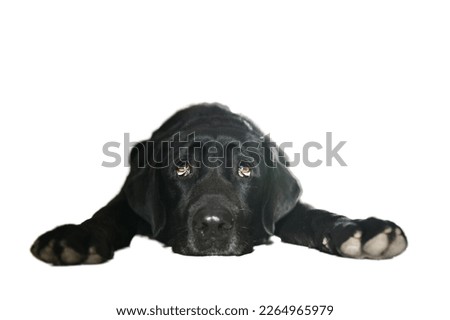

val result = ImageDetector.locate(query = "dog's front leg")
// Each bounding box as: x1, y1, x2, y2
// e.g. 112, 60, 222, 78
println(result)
274, 202, 407, 259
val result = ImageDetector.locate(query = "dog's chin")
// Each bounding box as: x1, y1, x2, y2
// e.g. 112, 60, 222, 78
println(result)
171, 238, 253, 256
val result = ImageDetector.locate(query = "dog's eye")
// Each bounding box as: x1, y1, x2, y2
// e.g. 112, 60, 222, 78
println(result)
176, 163, 191, 177
238, 165, 251, 178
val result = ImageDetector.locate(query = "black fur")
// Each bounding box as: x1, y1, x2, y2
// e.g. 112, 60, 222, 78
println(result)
31, 103, 407, 265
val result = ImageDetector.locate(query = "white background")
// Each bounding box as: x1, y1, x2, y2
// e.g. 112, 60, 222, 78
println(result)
1, 1, 449, 319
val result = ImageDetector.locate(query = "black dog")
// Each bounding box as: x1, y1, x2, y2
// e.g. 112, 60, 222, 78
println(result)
31, 103, 407, 265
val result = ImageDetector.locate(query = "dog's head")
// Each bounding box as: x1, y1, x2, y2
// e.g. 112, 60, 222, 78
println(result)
124, 104, 300, 255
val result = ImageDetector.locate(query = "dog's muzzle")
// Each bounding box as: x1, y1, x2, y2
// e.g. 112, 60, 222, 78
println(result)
189, 204, 237, 254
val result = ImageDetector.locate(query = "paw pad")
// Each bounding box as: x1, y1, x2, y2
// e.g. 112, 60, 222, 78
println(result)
31, 225, 111, 265
340, 231, 363, 258
339, 225, 407, 259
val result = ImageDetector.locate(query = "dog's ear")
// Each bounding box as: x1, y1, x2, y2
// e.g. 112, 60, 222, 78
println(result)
123, 140, 166, 237
262, 141, 301, 235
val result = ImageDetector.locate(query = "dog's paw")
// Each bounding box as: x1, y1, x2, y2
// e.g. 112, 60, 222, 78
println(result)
327, 217, 407, 259
30, 224, 113, 265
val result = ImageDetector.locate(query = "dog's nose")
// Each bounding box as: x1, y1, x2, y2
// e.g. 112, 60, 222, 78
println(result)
193, 210, 234, 237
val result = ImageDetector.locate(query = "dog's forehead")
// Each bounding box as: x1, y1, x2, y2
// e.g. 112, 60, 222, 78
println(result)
169, 126, 261, 146
165, 128, 264, 161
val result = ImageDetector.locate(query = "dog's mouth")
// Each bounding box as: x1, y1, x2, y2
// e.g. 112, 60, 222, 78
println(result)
184, 239, 253, 256
189, 235, 237, 255
170, 226, 253, 256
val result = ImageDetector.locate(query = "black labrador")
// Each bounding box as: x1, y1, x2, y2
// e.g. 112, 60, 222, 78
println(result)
31, 103, 407, 265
